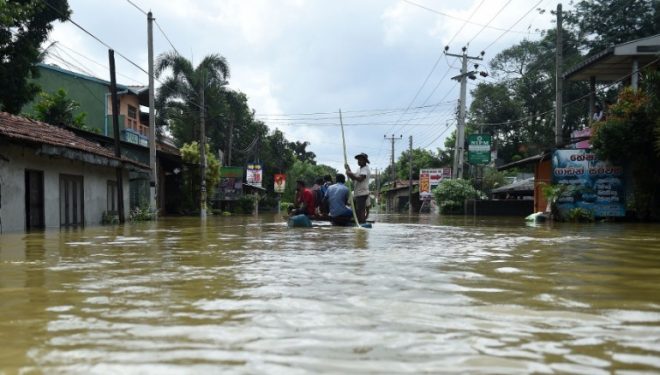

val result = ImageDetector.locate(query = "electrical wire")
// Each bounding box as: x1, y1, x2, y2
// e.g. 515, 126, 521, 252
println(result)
402, 0, 542, 35
467, 0, 513, 46
481, 0, 544, 52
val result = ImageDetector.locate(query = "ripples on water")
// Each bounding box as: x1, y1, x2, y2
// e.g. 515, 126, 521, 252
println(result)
1, 214, 659, 374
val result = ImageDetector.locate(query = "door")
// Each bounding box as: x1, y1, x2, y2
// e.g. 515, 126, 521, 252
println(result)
25, 170, 45, 230
60, 174, 84, 227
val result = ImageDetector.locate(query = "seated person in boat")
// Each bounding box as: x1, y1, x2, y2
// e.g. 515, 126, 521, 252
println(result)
323, 173, 353, 224
290, 180, 316, 217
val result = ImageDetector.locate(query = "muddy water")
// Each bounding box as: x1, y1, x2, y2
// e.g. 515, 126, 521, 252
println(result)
1, 214, 659, 374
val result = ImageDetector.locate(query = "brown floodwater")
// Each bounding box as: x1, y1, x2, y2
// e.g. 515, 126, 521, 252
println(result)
1, 213, 659, 374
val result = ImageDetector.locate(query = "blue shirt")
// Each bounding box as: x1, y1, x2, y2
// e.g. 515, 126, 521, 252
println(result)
325, 182, 352, 217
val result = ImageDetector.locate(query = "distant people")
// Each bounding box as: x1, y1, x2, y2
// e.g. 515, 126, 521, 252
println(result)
320, 175, 333, 216
311, 177, 324, 215
345, 152, 371, 223
291, 180, 316, 217
323, 173, 353, 224
593, 103, 604, 122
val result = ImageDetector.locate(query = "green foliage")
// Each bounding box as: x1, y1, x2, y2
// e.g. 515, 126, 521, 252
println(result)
481, 168, 510, 194
279, 201, 293, 212
592, 72, 660, 220
235, 195, 255, 214
565, 207, 595, 223
0, 0, 70, 113
281, 160, 337, 202
33, 88, 88, 128
128, 206, 154, 222
432, 179, 483, 214
563, 0, 658, 55
180, 141, 221, 210
101, 211, 119, 225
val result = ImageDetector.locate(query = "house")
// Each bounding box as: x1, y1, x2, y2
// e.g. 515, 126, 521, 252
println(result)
0, 112, 149, 232
380, 180, 420, 212
23, 63, 184, 213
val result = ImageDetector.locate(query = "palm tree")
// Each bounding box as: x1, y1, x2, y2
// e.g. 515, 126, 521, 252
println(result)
155, 51, 230, 217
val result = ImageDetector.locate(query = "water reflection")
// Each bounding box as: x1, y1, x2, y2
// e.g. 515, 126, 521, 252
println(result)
0, 214, 659, 373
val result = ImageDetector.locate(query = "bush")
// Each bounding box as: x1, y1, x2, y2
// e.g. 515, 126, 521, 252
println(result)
432, 179, 483, 214
234, 196, 255, 214
565, 207, 595, 223
129, 206, 154, 222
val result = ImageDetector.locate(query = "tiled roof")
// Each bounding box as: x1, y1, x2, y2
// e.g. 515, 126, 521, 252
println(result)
0, 112, 148, 170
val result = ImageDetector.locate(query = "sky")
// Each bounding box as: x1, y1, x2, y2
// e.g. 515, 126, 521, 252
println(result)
43, 0, 561, 174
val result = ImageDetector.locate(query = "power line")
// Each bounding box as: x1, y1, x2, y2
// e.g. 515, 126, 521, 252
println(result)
481, 0, 544, 52
402, 0, 542, 35
447, 0, 486, 46
467, 0, 513, 45
125, 0, 147, 15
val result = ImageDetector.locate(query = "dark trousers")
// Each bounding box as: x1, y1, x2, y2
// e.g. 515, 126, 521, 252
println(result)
355, 195, 368, 223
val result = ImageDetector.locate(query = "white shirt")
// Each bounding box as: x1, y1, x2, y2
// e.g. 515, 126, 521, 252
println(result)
353, 165, 370, 197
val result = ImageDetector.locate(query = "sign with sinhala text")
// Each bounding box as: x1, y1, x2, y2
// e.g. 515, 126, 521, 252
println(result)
218, 166, 243, 201
468, 134, 491, 165
419, 168, 452, 187
246, 163, 263, 188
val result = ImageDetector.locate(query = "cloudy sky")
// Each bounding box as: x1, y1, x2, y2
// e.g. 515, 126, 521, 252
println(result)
44, 0, 559, 173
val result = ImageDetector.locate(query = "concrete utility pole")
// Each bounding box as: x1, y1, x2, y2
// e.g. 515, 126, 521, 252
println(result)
408, 135, 413, 215
199, 77, 207, 219
384, 134, 402, 188
147, 11, 157, 215
555, 3, 564, 147
445, 46, 484, 179
108, 50, 125, 224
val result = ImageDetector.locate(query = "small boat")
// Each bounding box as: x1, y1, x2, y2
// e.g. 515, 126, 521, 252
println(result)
287, 214, 373, 228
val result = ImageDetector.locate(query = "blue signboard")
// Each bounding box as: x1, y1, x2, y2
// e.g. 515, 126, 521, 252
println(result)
552, 149, 625, 217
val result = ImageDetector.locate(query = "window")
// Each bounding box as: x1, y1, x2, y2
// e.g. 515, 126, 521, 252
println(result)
127, 105, 137, 119
60, 174, 84, 227
107, 180, 117, 213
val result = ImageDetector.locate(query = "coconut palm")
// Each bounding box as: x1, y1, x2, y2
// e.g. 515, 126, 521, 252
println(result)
155, 51, 230, 217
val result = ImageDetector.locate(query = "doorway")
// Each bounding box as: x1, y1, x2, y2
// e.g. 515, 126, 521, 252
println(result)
60, 174, 84, 227
25, 170, 45, 230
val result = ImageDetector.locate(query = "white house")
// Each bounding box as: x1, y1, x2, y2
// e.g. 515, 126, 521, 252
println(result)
0, 112, 148, 232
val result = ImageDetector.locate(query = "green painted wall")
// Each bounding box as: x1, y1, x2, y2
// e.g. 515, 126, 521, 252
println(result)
23, 66, 110, 135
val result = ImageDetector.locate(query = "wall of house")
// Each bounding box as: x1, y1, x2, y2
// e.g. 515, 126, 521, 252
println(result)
23, 66, 109, 133
0, 144, 130, 233
534, 159, 552, 213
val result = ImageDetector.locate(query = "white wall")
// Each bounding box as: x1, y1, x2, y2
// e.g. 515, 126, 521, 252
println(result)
0, 144, 129, 232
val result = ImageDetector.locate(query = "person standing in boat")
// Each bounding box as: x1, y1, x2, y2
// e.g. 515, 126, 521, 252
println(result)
323, 173, 353, 224
345, 152, 371, 223
291, 180, 316, 217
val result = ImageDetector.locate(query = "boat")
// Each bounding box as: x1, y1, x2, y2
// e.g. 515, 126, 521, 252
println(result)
287, 214, 373, 228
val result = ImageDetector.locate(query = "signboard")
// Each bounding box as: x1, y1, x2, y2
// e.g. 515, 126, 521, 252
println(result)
274, 173, 286, 193
420, 168, 452, 187
246, 163, 262, 188
468, 134, 491, 165
419, 172, 430, 200
218, 166, 243, 201
552, 149, 625, 217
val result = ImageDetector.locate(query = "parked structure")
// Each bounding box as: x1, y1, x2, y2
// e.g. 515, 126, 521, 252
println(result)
0, 112, 148, 232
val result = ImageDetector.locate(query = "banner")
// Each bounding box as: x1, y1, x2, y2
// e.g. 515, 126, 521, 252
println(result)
419, 172, 430, 200
218, 166, 243, 201
552, 149, 625, 217
420, 168, 452, 187
468, 134, 491, 165
274, 173, 286, 193
246, 163, 262, 188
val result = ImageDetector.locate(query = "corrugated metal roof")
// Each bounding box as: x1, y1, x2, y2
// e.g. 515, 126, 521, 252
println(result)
0, 112, 148, 170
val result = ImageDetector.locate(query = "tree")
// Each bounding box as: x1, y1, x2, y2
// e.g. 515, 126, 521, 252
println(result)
591, 71, 660, 220
432, 179, 483, 214
281, 160, 336, 202
32, 88, 86, 128
156, 51, 230, 215
563, 0, 658, 55
395, 148, 446, 180
289, 140, 317, 164
0, 0, 70, 113
179, 141, 221, 212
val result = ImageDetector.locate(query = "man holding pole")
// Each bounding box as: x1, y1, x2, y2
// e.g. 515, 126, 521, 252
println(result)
346, 152, 371, 223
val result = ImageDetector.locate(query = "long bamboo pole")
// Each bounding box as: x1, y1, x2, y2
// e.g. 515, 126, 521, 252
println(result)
339, 109, 361, 228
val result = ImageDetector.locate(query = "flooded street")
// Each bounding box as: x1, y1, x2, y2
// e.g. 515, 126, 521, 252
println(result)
1, 214, 660, 374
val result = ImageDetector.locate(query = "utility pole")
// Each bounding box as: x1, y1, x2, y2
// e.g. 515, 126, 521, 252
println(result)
199, 76, 207, 219
108, 50, 125, 224
408, 135, 413, 215
147, 11, 157, 216
445, 46, 485, 179
384, 134, 402, 188
555, 3, 564, 147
